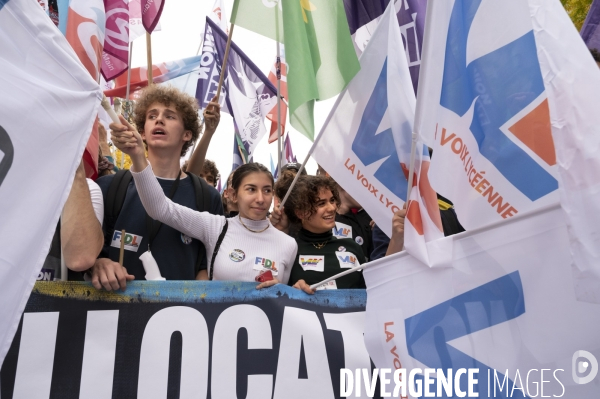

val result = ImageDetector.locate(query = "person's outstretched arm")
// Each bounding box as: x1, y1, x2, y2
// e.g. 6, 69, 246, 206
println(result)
110, 116, 223, 247
186, 97, 220, 176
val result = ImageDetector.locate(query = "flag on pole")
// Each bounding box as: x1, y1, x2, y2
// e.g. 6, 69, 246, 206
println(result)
0, 0, 101, 365
581, 0, 600, 52
231, 0, 360, 141
312, 2, 422, 240
283, 133, 297, 163
267, 46, 288, 144
270, 153, 277, 179
232, 121, 250, 171
415, 0, 600, 290
344, 0, 426, 92
230, 0, 283, 43
209, 0, 228, 32
129, 0, 161, 41
64, 0, 105, 180
363, 204, 600, 398
196, 18, 278, 157
282, 0, 360, 140
103, 55, 201, 99
101, 0, 129, 81
141, 0, 164, 33
415, 0, 562, 232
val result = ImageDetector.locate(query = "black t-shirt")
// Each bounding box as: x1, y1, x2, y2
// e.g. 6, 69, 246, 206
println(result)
96, 173, 223, 280
334, 209, 373, 261
288, 229, 366, 289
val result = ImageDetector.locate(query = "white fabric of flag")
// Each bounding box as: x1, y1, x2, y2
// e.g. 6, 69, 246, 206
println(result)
313, 3, 425, 239
0, 0, 101, 365
363, 204, 600, 398
415, 0, 600, 298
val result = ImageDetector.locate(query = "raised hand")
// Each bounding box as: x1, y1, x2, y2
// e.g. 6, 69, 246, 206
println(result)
110, 115, 144, 158
203, 96, 221, 134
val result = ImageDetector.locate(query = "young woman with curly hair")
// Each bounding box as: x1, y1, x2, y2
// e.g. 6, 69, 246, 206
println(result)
271, 174, 366, 294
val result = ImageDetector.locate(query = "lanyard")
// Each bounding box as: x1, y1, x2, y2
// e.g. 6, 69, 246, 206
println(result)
145, 172, 181, 251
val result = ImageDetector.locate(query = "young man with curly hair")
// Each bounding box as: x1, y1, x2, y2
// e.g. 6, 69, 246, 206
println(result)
91, 86, 223, 290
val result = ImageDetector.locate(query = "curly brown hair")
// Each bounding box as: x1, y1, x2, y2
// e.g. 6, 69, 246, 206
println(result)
133, 85, 201, 157
202, 159, 220, 187
276, 174, 340, 224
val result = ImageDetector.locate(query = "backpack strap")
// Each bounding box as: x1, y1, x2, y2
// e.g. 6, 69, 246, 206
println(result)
189, 172, 212, 212
209, 220, 228, 281
103, 170, 133, 248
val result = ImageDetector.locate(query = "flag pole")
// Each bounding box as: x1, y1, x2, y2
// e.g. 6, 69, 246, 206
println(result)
146, 32, 153, 85
278, 88, 347, 209
276, 44, 283, 175
215, 23, 235, 102
125, 42, 133, 100
405, 132, 418, 207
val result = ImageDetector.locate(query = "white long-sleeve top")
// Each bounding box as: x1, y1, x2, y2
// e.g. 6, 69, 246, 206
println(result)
131, 164, 297, 283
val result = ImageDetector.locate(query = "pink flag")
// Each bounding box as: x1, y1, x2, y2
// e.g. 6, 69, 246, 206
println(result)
142, 0, 165, 33
267, 51, 288, 144
101, 0, 129, 81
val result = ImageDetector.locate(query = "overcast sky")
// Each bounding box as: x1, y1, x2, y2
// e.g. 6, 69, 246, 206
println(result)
129, 0, 339, 181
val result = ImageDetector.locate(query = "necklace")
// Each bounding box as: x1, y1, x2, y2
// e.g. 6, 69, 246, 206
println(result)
239, 215, 270, 233
312, 240, 329, 249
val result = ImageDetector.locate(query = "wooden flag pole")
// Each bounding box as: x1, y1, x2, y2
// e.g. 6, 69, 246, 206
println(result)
146, 32, 153, 85
119, 229, 126, 266
215, 23, 235, 102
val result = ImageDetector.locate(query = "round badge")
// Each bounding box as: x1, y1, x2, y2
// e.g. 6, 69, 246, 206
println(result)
181, 233, 192, 245
229, 249, 246, 262
338, 246, 346, 252
355, 236, 364, 245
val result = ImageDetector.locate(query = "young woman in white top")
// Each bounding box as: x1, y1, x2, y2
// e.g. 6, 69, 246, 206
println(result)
111, 116, 297, 288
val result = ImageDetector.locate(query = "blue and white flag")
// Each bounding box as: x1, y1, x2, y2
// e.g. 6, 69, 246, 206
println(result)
196, 17, 278, 157
364, 204, 600, 398
312, 2, 432, 240
415, 0, 600, 283
0, 0, 101, 365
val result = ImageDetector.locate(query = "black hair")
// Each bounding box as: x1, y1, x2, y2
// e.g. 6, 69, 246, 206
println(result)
231, 163, 274, 192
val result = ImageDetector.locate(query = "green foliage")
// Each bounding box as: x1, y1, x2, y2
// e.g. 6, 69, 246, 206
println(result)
561, 0, 594, 30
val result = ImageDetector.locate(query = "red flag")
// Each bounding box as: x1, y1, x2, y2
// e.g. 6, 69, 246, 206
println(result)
142, 0, 165, 33
65, 0, 104, 179
267, 54, 288, 144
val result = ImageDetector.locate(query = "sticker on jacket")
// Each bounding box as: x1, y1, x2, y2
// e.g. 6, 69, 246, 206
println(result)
299, 255, 325, 272
336, 252, 360, 269
111, 230, 142, 252
332, 222, 352, 239
253, 257, 279, 275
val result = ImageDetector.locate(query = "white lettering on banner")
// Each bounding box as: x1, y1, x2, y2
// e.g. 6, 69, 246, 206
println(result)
13, 312, 60, 399
273, 307, 335, 399
137, 307, 209, 398
211, 305, 273, 399
104, 8, 129, 51
12, 306, 371, 397
79, 311, 119, 399
324, 312, 371, 399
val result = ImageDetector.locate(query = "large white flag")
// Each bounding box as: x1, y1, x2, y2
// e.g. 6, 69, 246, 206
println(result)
415, 0, 600, 295
0, 0, 101, 364
313, 2, 425, 239
364, 204, 600, 398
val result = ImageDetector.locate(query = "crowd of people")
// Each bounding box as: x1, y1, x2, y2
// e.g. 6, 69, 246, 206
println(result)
42, 85, 465, 293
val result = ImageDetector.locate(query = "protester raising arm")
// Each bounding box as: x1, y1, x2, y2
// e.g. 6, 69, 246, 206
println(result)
112, 117, 297, 287
185, 97, 220, 177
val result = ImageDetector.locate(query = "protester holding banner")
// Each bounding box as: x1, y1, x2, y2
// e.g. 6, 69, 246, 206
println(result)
93, 86, 223, 290
112, 117, 297, 287
272, 174, 366, 294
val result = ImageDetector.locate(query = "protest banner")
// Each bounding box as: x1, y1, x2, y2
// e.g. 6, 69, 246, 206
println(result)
1, 282, 375, 399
